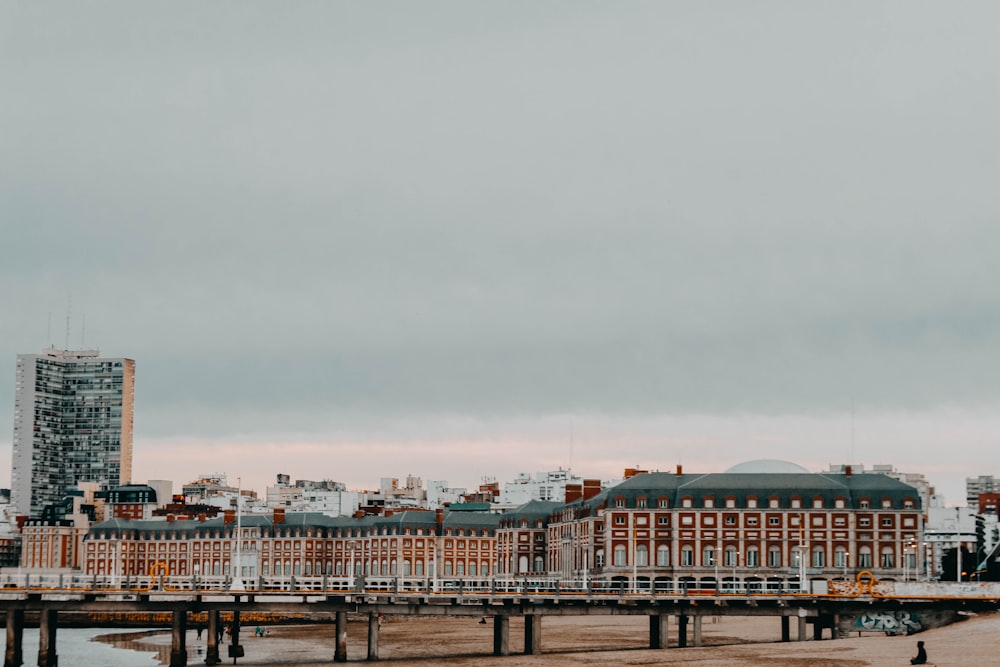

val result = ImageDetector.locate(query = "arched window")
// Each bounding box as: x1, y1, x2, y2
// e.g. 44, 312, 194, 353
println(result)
614, 545, 627, 566
812, 547, 825, 568
768, 545, 782, 568
518, 555, 529, 573
725, 546, 739, 567
858, 546, 872, 568
415, 560, 424, 576
834, 548, 847, 569
656, 545, 670, 566
636, 544, 648, 566
702, 545, 715, 567
681, 546, 694, 566
880, 547, 895, 569
596, 549, 605, 567
533, 555, 544, 572
746, 546, 759, 567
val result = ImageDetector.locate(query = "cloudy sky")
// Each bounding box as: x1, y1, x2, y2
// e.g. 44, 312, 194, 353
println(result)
2, 2, 998, 505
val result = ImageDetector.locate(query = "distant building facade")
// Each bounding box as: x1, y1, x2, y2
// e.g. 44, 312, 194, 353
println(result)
10, 347, 135, 518
77, 463, 924, 590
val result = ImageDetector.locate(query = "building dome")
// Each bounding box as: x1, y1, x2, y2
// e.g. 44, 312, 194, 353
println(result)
724, 459, 809, 474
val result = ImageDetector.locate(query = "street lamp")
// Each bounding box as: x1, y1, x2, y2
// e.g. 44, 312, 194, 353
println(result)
347, 540, 356, 590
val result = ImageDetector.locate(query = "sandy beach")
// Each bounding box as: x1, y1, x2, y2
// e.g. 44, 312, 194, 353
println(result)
104, 610, 999, 666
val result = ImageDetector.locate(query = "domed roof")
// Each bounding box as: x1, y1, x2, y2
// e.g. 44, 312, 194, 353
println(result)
724, 459, 809, 474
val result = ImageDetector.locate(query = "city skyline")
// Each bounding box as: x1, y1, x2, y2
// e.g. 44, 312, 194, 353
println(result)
3, 3, 999, 507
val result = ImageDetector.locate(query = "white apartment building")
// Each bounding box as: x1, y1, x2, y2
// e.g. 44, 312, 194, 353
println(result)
11, 347, 135, 518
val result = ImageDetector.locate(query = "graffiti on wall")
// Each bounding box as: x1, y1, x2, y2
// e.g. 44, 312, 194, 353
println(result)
853, 610, 922, 633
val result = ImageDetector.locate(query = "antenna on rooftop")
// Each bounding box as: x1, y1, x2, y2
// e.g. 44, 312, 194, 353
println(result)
569, 422, 574, 471
65, 293, 72, 350
850, 397, 855, 465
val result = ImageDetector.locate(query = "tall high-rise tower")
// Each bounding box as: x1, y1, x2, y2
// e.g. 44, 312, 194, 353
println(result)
10, 347, 135, 517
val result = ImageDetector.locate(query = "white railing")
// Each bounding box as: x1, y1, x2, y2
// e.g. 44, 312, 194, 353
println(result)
3, 572, 1000, 600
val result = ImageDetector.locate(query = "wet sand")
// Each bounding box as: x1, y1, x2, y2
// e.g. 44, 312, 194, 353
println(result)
104, 611, 998, 666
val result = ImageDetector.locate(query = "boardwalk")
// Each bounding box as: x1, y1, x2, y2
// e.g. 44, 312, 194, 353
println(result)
2, 574, 999, 665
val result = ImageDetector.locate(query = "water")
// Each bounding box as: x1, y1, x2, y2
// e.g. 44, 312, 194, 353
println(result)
21, 627, 176, 666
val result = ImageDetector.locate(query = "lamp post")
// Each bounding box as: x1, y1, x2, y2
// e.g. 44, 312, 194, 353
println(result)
843, 551, 849, 580
347, 540, 356, 590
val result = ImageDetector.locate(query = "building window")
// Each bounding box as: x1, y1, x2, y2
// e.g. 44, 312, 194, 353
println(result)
813, 498, 823, 509
658, 497, 669, 508
769, 517, 780, 526
881, 549, 895, 568
615, 515, 626, 525
681, 546, 694, 566
636, 545, 648, 566
746, 516, 758, 526
656, 545, 670, 566
725, 515, 736, 526
769, 498, 780, 508
596, 549, 605, 567
615, 497, 626, 508
702, 546, 715, 566
746, 547, 759, 567
725, 547, 738, 567
858, 549, 872, 568
658, 516, 669, 526
637, 497, 647, 508
881, 517, 893, 527
768, 546, 782, 568
812, 548, 825, 568
682, 498, 693, 508
747, 498, 758, 508
859, 517, 871, 527
704, 498, 714, 508
614, 545, 627, 566
834, 549, 847, 569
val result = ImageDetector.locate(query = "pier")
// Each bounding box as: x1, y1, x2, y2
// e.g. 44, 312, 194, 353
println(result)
2, 574, 998, 666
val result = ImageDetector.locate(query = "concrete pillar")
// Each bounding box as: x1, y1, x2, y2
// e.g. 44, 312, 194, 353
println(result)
649, 614, 669, 649
493, 616, 509, 656
367, 612, 380, 661
334, 611, 348, 662
36, 609, 57, 667
4, 608, 24, 667
170, 609, 188, 667
205, 611, 220, 666
781, 615, 790, 642
524, 615, 541, 655
230, 610, 242, 663
797, 615, 807, 642
692, 615, 702, 647
677, 614, 688, 648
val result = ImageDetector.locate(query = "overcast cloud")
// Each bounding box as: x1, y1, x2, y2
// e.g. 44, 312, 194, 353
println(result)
2, 2, 999, 502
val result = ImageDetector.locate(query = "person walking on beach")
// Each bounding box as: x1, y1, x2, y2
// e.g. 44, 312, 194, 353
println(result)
910, 640, 927, 664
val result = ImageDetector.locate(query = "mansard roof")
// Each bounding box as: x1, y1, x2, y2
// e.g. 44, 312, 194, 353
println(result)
86, 508, 503, 539
581, 470, 921, 510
